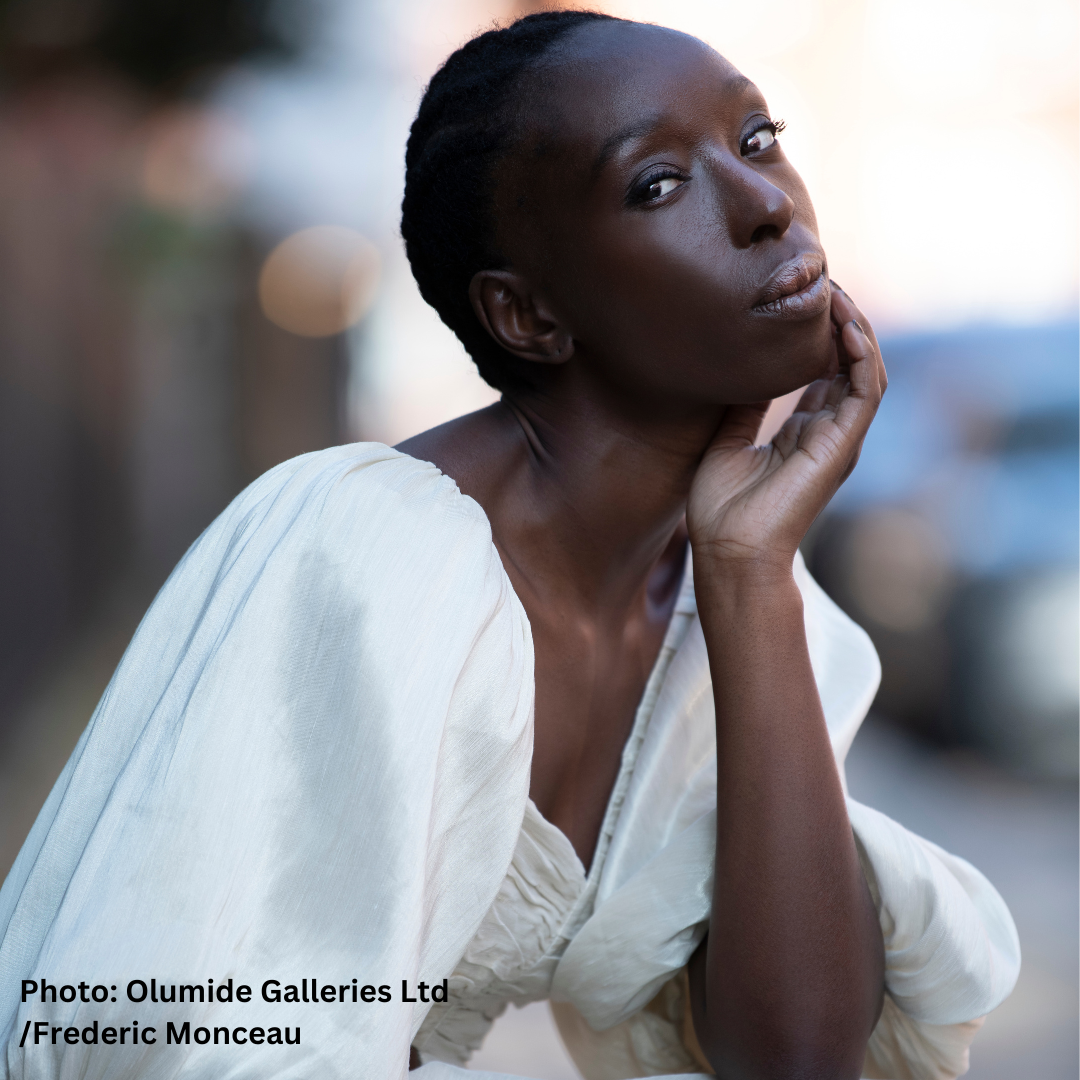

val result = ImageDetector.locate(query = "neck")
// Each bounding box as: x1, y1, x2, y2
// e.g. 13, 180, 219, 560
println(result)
396, 365, 729, 614
488, 378, 724, 610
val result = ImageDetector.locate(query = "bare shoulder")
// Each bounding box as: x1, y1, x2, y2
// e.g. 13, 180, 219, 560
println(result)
395, 401, 521, 508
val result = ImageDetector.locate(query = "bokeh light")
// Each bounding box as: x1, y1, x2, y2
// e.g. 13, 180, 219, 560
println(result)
848, 506, 954, 631
141, 105, 253, 214
258, 224, 381, 338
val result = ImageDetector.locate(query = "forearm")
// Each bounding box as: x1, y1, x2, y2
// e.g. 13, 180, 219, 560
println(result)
690, 556, 884, 1080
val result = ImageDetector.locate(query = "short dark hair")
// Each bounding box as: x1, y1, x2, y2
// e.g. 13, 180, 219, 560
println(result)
401, 9, 619, 389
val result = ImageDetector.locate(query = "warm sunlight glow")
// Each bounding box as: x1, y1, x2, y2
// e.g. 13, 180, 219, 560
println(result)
259, 225, 381, 338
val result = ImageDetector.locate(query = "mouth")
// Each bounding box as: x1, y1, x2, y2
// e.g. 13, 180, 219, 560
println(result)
752, 253, 829, 319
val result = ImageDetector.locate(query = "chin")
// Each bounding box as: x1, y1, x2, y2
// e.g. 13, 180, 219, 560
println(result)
751, 326, 835, 400
810, 339, 840, 383
790, 314, 837, 381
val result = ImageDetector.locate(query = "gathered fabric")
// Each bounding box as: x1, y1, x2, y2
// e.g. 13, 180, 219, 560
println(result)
0, 444, 1018, 1080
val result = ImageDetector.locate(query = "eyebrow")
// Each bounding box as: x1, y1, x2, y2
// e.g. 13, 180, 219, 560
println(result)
589, 74, 757, 179
591, 115, 668, 178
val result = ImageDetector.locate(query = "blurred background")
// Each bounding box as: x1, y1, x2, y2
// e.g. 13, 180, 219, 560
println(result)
0, 0, 1075, 1075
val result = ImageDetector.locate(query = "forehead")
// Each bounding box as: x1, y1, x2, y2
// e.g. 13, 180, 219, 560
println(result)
516, 21, 759, 154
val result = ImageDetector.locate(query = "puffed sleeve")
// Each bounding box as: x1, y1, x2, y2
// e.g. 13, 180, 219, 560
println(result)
0, 443, 534, 1080
851, 801, 1019, 1079
800, 553, 1020, 1079
547, 801, 1018, 1080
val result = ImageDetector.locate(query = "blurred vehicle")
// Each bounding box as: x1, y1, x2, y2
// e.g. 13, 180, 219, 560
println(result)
807, 321, 1079, 778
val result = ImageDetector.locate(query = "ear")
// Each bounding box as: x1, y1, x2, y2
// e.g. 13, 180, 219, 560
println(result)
469, 269, 574, 366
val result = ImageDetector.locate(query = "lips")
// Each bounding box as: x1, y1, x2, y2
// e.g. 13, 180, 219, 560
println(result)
752, 253, 829, 319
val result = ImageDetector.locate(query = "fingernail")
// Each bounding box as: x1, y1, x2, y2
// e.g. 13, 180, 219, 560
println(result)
850, 319, 864, 334
829, 279, 845, 294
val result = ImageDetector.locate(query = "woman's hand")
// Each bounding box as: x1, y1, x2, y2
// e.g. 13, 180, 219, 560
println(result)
687, 287, 886, 572
688, 284, 888, 1078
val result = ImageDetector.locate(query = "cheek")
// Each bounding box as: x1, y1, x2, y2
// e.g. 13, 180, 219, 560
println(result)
549, 206, 833, 403
572, 263, 834, 402
559, 224, 744, 358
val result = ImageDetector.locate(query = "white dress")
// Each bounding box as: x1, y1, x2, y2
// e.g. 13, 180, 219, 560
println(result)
0, 444, 1019, 1080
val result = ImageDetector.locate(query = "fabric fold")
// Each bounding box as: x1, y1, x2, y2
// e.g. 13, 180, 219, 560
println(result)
0, 445, 1019, 1080
0, 444, 534, 1079
548, 794, 1018, 1078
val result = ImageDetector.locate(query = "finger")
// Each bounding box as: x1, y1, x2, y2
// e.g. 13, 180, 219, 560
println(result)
823, 372, 850, 411
830, 289, 887, 392
845, 319, 886, 401
771, 412, 803, 458
830, 285, 859, 324
832, 320, 883, 442
829, 281, 850, 327
713, 401, 771, 447
828, 293, 855, 377
829, 283, 859, 334
793, 378, 832, 416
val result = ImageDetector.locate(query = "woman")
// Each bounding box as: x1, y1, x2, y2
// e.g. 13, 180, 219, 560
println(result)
0, 11, 1017, 1080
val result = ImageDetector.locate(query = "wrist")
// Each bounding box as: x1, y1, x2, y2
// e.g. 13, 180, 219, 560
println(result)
695, 560, 803, 627
690, 540, 798, 590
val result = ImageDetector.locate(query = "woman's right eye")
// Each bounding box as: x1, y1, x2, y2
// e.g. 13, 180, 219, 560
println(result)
630, 171, 687, 205
647, 176, 682, 199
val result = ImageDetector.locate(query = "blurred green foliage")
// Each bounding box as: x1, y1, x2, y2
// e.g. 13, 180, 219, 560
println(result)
108, 205, 235, 277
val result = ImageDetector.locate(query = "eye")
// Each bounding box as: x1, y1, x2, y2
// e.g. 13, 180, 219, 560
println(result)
741, 119, 785, 156
647, 176, 682, 199
628, 168, 689, 206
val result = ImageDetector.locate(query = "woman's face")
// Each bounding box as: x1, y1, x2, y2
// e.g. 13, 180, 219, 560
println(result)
492, 20, 837, 409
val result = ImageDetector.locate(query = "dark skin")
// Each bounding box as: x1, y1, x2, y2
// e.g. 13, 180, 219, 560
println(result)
401, 20, 887, 1079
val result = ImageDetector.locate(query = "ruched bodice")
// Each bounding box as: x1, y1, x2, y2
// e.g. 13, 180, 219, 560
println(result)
413, 801, 590, 1065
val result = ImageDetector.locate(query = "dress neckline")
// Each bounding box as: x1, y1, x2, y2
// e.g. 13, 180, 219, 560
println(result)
504, 563, 697, 956
518, 562, 697, 906
389, 443, 698, 886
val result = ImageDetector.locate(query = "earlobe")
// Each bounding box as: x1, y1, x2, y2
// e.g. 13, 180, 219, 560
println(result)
469, 269, 573, 366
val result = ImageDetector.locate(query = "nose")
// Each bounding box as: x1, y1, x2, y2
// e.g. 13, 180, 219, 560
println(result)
719, 158, 796, 248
